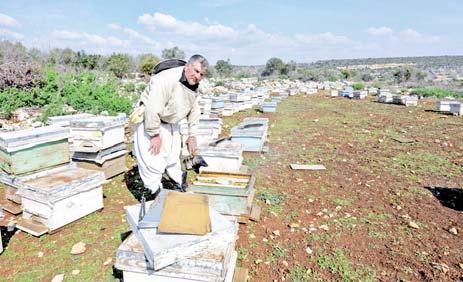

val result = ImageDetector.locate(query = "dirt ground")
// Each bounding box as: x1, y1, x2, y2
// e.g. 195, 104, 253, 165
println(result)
1, 92, 462, 281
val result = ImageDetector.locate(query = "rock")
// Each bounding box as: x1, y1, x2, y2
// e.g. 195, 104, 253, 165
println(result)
262, 238, 268, 242
319, 225, 329, 231
72, 270, 80, 275
305, 247, 313, 255
249, 233, 256, 239
37, 251, 44, 258
103, 258, 112, 266
282, 260, 289, 267
459, 263, 463, 270
70, 242, 87, 255
289, 223, 299, 228
449, 227, 458, 235
408, 221, 419, 229
100, 110, 109, 116
273, 230, 280, 236
431, 262, 449, 273
255, 259, 263, 265
51, 274, 64, 282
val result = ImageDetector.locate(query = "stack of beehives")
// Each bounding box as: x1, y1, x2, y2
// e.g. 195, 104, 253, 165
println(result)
70, 114, 128, 179
116, 190, 239, 282
0, 126, 105, 236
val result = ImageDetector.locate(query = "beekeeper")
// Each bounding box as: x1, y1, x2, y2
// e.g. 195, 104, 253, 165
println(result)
132, 55, 208, 193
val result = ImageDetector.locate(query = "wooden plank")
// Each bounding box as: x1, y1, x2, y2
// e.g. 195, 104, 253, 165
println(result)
16, 217, 48, 237
249, 203, 261, 222
289, 164, 326, 170
1, 200, 22, 215
233, 267, 249, 282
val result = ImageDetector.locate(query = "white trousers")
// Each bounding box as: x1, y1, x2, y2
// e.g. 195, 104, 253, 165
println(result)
133, 122, 183, 193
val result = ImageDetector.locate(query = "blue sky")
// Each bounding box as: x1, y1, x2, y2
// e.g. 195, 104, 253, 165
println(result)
0, 0, 462, 65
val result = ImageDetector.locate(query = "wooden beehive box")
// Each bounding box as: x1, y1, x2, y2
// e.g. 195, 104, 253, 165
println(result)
124, 196, 238, 271
115, 232, 237, 282
47, 113, 95, 127
189, 171, 255, 217
260, 102, 277, 113
0, 126, 71, 175
14, 164, 105, 236
230, 118, 268, 152
435, 100, 459, 112
70, 115, 126, 153
74, 149, 128, 179
197, 141, 243, 173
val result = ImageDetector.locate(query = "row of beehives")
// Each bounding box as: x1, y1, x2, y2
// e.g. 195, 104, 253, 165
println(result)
115, 117, 269, 281
0, 114, 128, 236
435, 100, 463, 115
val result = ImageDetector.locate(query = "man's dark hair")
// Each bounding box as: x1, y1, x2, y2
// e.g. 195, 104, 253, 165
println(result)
188, 54, 209, 69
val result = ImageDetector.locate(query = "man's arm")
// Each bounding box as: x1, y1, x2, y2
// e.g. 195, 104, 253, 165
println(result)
186, 97, 201, 154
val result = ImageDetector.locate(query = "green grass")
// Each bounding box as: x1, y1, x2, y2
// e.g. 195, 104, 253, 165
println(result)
317, 249, 376, 282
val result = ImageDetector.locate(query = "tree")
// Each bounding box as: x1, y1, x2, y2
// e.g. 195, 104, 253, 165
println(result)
361, 73, 373, 82
161, 46, 185, 60
341, 69, 350, 80
106, 53, 131, 78
138, 54, 160, 75
262, 57, 286, 76
215, 59, 232, 77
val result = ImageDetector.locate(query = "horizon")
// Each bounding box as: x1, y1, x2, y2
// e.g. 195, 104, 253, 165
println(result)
1, 1, 462, 65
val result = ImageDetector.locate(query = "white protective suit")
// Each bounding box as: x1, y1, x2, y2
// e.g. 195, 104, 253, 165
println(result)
133, 66, 201, 192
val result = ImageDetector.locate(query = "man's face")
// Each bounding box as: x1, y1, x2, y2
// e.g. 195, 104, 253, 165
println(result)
184, 62, 206, 85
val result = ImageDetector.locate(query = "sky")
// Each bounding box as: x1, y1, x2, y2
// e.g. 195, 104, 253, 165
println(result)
0, 0, 462, 65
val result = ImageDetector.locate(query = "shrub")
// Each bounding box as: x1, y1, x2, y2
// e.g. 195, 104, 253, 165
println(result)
410, 87, 463, 98
352, 82, 365, 90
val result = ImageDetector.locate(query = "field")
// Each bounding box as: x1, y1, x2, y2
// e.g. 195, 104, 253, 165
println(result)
1, 92, 463, 281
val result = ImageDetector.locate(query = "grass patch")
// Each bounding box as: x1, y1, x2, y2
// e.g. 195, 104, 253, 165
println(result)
317, 249, 376, 281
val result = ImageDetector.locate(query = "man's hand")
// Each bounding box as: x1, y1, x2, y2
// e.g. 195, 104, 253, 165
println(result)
149, 134, 162, 155
186, 136, 197, 155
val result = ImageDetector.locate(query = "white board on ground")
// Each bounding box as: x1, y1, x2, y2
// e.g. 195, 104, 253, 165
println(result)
289, 164, 326, 170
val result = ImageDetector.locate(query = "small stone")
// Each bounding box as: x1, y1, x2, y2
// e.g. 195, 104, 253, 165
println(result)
72, 270, 80, 275
316, 212, 323, 217
335, 206, 341, 211
103, 258, 112, 266
273, 230, 280, 236
289, 223, 299, 228
264, 261, 270, 265
282, 260, 289, 267
459, 263, 463, 270
305, 247, 313, 255
449, 227, 458, 235
249, 233, 256, 239
262, 238, 268, 242
319, 225, 329, 231
308, 198, 314, 203
51, 274, 64, 282
431, 262, 449, 273
313, 119, 319, 122
301, 227, 308, 232
270, 211, 278, 217
70, 242, 87, 255
37, 251, 44, 258
255, 259, 263, 265
408, 221, 419, 229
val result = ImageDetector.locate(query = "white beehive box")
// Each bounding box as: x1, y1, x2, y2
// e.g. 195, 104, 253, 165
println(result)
70, 114, 126, 153
436, 100, 460, 112
124, 193, 238, 271
116, 232, 237, 282
11, 164, 105, 236
197, 140, 243, 173
450, 103, 463, 115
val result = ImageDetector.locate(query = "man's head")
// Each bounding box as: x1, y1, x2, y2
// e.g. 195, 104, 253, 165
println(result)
184, 55, 208, 85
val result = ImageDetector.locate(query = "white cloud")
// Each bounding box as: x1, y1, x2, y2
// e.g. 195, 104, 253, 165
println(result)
398, 28, 439, 43
295, 32, 350, 45
0, 28, 24, 40
138, 12, 237, 39
107, 23, 157, 45
0, 13, 19, 27
52, 30, 130, 47
367, 26, 393, 36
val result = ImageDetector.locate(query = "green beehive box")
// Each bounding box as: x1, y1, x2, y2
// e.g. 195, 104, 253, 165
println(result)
0, 126, 70, 175
188, 171, 255, 217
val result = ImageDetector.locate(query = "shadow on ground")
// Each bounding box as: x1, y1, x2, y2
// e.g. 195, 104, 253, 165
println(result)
425, 186, 463, 211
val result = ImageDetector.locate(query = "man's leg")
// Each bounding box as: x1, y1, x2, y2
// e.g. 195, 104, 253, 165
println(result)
133, 122, 167, 193
165, 124, 185, 189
